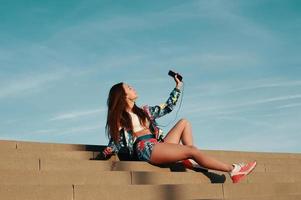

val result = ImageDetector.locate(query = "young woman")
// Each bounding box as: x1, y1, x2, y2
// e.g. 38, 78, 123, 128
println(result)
103, 74, 256, 183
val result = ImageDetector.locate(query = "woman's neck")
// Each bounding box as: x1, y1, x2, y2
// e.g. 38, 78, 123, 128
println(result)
126, 102, 135, 113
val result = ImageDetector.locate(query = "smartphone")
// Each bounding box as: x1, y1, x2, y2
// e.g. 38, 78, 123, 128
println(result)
168, 70, 183, 81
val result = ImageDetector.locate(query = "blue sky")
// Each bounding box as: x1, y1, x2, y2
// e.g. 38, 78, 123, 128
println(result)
0, 0, 300, 153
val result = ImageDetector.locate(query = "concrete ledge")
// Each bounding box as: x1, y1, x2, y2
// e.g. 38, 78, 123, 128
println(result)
247, 172, 301, 183
0, 140, 16, 150
202, 150, 301, 159
265, 163, 301, 172
0, 150, 94, 160
16, 140, 104, 152
199, 155, 301, 165
0, 185, 72, 200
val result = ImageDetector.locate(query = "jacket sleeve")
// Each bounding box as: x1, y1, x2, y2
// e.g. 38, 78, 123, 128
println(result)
107, 137, 119, 154
145, 87, 181, 119
103, 128, 124, 157
98, 138, 118, 160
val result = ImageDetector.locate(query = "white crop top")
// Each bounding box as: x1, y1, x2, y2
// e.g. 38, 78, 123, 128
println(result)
128, 112, 150, 133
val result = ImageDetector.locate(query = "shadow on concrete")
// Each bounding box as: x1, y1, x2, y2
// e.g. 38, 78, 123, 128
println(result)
159, 185, 182, 200
84, 144, 105, 152
201, 171, 226, 183
159, 163, 226, 183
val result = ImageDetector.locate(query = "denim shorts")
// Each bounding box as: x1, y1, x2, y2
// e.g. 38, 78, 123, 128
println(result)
134, 134, 160, 162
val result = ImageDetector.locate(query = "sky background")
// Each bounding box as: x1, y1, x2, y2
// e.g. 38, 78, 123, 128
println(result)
0, 0, 300, 153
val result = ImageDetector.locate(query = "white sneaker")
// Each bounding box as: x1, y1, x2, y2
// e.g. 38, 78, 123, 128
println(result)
229, 161, 257, 183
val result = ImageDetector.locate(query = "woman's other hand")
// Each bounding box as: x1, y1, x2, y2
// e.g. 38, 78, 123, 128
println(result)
103, 147, 113, 158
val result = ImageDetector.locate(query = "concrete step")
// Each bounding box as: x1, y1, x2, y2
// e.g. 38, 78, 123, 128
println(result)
1, 183, 299, 200
203, 171, 301, 184
1, 139, 300, 200
0, 170, 210, 185
112, 160, 172, 172
0, 157, 39, 170
74, 183, 301, 200
202, 149, 301, 160
2, 140, 301, 160
1, 140, 301, 165
0, 185, 72, 200
133, 171, 301, 184
41, 159, 301, 173
0, 170, 131, 185
74, 184, 223, 200
225, 194, 301, 200
1, 169, 300, 185
1, 150, 300, 168
2, 155, 300, 174
40, 158, 112, 171
132, 171, 219, 184
0, 184, 222, 200
111, 161, 268, 173
223, 182, 301, 199
0, 150, 95, 160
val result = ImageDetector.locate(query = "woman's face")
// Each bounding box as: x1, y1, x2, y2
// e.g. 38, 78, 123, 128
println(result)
123, 83, 138, 101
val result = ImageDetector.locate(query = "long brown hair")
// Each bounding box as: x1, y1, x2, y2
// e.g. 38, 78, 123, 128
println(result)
105, 82, 150, 142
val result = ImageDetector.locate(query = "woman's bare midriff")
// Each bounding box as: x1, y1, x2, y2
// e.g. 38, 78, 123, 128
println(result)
133, 128, 152, 137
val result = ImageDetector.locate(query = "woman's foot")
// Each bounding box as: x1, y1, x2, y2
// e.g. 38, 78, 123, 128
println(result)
229, 161, 257, 183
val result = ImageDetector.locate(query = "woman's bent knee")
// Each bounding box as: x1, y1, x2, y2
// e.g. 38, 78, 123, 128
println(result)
186, 145, 197, 150
179, 118, 190, 125
183, 145, 198, 158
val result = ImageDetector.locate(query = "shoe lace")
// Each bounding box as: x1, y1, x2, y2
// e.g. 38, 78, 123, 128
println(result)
237, 162, 246, 167
231, 162, 246, 173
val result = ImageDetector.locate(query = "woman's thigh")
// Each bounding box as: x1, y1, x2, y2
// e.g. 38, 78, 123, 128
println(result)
163, 119, 187, 144
150, 142, 195, 165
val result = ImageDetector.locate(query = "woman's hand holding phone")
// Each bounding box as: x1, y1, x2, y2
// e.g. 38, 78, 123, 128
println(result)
175, 74, 183, 90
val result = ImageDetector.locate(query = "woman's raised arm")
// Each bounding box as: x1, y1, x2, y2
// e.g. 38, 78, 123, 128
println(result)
144, 86, 181, 119
143, 74, 182, 119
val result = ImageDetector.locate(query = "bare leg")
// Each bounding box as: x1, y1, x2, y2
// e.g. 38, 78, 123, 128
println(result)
150, 142, 234, 172
164, 118, 193, 145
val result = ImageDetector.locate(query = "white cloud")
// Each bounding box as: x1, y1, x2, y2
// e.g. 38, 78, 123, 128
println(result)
224, 80, 301, 94
188, 79, 301, 98
171, 53, 261, 69
50, 108, 105, 121
246, 94, 301, 106
196, 1, 275, 41
277, 103, 301, 109
185, 94, 301, 115
0, 70, 68, 99
36, 124, 103, 136
0, 124, 104, 139
129, 77, 168, 83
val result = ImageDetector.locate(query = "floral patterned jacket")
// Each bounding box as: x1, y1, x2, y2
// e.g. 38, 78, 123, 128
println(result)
105, 87, 181, 157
